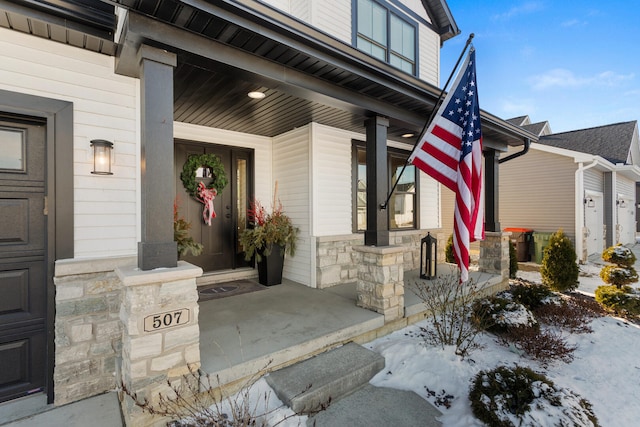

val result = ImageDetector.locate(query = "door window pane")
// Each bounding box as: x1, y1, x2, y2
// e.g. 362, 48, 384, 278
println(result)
0, 127, 25, 171
236, 158, 248, 253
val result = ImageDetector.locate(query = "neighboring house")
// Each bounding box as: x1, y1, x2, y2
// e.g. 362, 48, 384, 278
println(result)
500, 118, 640, 262
0, 0, 534, 420
506, 115, 552, 137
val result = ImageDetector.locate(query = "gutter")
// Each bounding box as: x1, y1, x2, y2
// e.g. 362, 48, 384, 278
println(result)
498, 138, 530, 164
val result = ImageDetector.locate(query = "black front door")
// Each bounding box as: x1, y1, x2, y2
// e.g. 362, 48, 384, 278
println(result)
0, 115, 47, 403
175, 140, 252, 272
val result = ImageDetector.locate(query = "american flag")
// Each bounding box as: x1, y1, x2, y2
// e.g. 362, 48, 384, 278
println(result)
409, 48, 484, 282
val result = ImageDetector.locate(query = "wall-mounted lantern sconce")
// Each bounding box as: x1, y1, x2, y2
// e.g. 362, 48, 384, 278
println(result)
90, 139, 113, 175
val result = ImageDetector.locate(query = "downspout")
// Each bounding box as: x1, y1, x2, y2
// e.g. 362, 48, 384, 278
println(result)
576, 159, 599, 263
499, 138, 530, 164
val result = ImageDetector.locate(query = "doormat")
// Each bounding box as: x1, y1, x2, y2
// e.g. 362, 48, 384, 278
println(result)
198, 280, 268, 302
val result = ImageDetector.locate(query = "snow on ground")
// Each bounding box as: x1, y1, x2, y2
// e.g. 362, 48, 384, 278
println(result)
218, 256, 640, 426
366, 262, 640, 427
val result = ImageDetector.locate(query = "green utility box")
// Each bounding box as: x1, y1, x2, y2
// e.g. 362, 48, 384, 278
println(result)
533, 232, 553, 264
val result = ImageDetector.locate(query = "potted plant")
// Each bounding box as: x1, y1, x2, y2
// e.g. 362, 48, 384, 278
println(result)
239, 185, 298, 286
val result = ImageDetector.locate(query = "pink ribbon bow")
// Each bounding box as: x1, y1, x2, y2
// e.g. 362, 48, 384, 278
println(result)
197, 181, 217, 226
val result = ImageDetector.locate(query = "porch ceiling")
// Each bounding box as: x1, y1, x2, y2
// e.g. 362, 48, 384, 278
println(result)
113, 0, 538, 147
2, 0, 537, 146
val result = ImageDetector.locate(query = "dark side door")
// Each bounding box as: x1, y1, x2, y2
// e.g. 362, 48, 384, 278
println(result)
0, 115, 47, 403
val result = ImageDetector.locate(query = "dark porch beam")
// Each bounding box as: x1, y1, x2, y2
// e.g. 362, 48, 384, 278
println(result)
484, 148, 500, 232
114, 12, 427, 130
365, 116, 389, 247
137, 44, 178, 270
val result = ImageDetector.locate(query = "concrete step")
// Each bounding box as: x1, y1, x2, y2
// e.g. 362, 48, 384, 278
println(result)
307, 384, 443, 427
265, 342, 385, 414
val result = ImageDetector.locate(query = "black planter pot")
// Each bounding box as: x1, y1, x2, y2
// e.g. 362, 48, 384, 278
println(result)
257, 244, 286, 286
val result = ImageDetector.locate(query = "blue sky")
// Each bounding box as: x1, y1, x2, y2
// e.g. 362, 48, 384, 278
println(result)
439, 1, 639, 133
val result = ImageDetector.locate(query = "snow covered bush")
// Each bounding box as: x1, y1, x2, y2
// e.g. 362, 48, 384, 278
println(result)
471, 295, 536, 334
510, 281, 554, 310
600, 244, 638, 288
600, 265, 639, 288
412, 273, 484, 357
540, 229, 579, 292
602, 243, 636, 267
469, 366, 600, 427
594, 285, 640, 316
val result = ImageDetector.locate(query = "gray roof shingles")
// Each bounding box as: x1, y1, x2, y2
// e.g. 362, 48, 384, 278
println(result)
537, 121, 637, 164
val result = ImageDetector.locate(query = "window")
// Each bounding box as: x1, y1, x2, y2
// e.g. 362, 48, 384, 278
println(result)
353, 143, 417, 231
355, 0, 417, 74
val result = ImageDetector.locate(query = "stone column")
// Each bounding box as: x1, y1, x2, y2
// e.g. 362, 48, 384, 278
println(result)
354, 245, 404, 322
117, 262, 202, 427
479, 231, 510, 280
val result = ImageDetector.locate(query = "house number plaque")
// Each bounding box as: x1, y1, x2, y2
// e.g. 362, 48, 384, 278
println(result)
144, 308, 190, 332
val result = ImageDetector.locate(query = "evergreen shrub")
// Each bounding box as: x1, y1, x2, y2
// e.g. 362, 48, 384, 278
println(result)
510, 282, 554, 310
600, 244, 638, 288
445, 234, 455, 263
469, 366, 600, 427
594, 285, 640, 316
540, 229, 579, 292
509, 240, 518, 279
471, 295, 536, 334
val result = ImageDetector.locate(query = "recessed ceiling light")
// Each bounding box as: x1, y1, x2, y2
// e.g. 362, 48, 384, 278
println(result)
401, 133, 415, 138
248, 91, 266, 99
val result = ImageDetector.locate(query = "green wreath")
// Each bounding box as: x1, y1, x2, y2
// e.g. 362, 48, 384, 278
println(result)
180, 153, 228, 198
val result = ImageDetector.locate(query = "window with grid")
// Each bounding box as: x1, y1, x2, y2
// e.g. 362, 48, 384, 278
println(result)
353, 143, 417, 232
355, 0, 417, 75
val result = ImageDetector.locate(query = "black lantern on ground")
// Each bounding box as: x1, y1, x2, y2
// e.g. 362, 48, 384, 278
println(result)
420, 232, 437, 279
90, 139, 113, 175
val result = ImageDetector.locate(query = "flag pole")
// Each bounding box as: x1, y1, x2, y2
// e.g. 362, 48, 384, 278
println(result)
380, 33, 475, 210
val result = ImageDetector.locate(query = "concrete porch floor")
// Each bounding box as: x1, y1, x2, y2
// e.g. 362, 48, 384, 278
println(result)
198, 264, 503, 390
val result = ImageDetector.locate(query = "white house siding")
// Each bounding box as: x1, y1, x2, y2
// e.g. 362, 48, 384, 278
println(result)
0, 28, 139, 259
584, 168, 604, 193
311, 123, 359, 236
310, 1, 351, 44
261, 0, 293, 15
500, 149, 577, 243
616, 174, 636, 245
418, 25, 439, 85
617, 175, 635, 199
630, 126, 640, 165
419, 172, 440, 228
292, 0, 311, 23
262, 1, 439, 84
273, 127, 312, 286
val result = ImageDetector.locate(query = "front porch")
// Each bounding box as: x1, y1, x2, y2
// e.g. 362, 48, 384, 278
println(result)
197, 265, 505, 393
